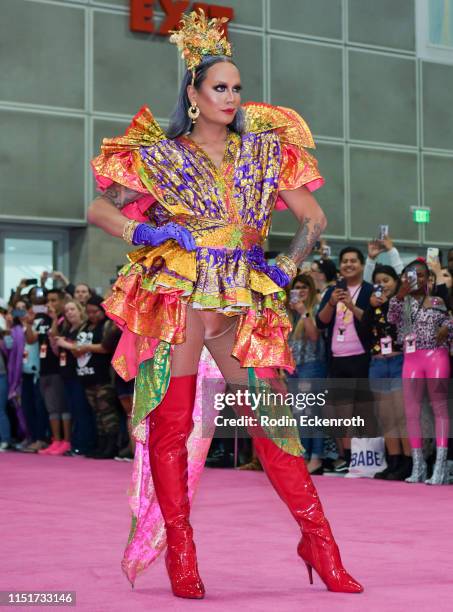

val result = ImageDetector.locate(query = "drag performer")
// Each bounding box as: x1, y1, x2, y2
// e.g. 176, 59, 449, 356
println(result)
88, 11, 363, 598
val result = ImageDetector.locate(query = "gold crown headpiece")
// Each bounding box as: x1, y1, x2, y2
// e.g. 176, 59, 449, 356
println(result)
169, 10, 232, 75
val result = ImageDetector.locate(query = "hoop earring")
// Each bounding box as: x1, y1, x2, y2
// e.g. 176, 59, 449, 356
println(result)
188, 103, 200, 124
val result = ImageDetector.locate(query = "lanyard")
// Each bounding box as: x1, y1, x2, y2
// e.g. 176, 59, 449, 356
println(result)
337, 284, 362, 327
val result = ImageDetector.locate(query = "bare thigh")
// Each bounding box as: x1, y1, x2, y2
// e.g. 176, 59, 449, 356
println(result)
197, 311, 238, 339
202, 314, 249, 385
172, 307, 246, 384
171, 306, 206, 376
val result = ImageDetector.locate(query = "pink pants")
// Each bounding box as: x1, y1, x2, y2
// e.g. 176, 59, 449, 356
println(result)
402, 348, 450, 449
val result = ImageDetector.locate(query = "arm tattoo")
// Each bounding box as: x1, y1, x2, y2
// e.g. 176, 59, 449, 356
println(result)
101, 183, 143, 209
287, 217, 323, 266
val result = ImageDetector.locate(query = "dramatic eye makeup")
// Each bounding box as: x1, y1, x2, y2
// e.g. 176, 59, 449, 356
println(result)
213, 82, 242, 92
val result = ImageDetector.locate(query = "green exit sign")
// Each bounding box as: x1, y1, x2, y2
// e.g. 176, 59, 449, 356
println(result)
412, 208, 430, 223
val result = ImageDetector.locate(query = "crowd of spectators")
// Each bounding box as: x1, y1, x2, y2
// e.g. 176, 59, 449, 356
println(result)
285, 238, 453, 485
0, 273, 134, 461
1, 238, 453, 485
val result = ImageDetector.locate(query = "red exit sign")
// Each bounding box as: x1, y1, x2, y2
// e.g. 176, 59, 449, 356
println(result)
130, 0, 234, 36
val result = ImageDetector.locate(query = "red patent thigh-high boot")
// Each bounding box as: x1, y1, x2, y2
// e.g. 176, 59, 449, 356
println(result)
148, 374, 205, 599
253, 436, 363, 593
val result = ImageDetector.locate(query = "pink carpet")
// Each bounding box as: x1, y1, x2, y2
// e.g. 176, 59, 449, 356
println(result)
1, 453, 452, 611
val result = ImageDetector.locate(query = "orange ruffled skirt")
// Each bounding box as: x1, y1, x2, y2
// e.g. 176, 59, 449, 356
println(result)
103, 243, 295, 381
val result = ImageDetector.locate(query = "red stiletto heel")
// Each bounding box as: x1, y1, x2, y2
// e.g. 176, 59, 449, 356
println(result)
305, 562, 313, 585
253, 436, 363, 594
297, 537, 363, 593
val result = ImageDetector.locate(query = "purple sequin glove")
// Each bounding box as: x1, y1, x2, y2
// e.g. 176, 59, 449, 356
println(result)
246, 245, 290, 288
132, 222, 196, 251
265, 265, 291, 288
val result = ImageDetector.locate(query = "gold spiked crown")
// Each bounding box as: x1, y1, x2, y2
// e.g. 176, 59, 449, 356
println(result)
169, 9, 232, 73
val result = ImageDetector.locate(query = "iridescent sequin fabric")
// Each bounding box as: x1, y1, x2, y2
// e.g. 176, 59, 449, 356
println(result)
93, 103, 323, 375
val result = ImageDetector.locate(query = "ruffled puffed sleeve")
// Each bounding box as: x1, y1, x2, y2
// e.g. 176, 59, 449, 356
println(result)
243, 103, 324, 210
90, 106, 166, 219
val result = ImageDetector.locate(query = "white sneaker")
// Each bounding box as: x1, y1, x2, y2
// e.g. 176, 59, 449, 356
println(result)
0, 441, 11, 452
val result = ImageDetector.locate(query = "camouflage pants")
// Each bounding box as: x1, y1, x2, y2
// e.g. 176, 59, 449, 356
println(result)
85, 384, 120, 435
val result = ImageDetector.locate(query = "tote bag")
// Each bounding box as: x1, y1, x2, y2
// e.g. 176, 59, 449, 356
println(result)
345, 437, 386, 478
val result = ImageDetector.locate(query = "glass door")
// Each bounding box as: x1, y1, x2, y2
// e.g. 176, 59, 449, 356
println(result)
0, 226, 68, 302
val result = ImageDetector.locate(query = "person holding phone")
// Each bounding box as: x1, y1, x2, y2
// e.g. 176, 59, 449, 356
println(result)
388, 260, 453, 485
364, 235, 404, 284
316, 247, 373, 472
288, 274, 327, 474
360, 266, 412, 480
22, 289, 65, 453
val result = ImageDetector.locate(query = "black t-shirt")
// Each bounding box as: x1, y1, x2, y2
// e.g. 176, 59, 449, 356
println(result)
361, 301, 402, 356
57, 324, 79, 380
75, 320, 112, 387
34, 314, 60, 376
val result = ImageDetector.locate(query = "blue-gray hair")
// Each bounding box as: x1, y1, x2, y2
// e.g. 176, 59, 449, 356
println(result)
166, 55, 246, 139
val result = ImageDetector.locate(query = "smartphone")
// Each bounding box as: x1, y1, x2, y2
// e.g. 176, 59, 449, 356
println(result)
24, 279, 38, 286
32, 304, 48, 314
289, 289, 302, 304
315, 240, 321, 250
373, 284, 383, 298
426, 247, 439, 266
378, 225, 389, 241
321, 245, 331, 258
406, 268, 418, 290
336, 278, 347, 290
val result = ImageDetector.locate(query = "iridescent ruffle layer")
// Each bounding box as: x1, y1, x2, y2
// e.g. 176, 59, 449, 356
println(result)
103, 242, 295, 379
